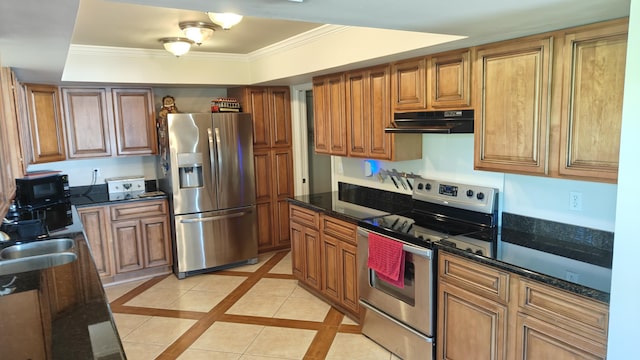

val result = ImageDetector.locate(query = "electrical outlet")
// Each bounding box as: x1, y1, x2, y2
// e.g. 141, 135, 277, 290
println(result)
92, 168, 100, 178
565, 271, 580, 282
569, 191, 582, 211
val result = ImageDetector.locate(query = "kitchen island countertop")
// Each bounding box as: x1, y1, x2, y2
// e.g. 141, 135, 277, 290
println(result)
0, 206, 125, 359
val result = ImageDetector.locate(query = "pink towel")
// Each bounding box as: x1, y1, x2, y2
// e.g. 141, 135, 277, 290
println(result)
367, 233, 405, 288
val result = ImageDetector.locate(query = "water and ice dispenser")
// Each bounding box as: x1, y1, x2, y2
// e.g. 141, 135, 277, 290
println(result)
177, 153, 204, 188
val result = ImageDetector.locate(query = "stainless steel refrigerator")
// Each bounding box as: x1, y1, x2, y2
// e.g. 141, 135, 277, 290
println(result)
158, 113, 257, 279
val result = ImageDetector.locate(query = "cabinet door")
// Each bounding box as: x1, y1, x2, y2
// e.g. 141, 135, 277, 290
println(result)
429, 50, 471, 108
111, 88, 156, 156
346, 70, 367, 157
313, 74, 347, 155
0, 290, 47, 359
1, 68, 24, 185
474, 37, 552, 175
62, 87, 113, 158
77, 206, 113, 278
367, 66, 392, 159
253, 150, 273, 203
141, 215, 171, 268
112, 219, 144, 273
269, 87, 292, 147
256, 202, 275, 251
339, 240, 359, 314
243, 87, 271, 148
437, 281, 507, 360
559, 21, 628, 182
24, 83, 66, 163
391, 57, 427, 111
515, 313, 606, 360
321, 234, 341, 302
290, 221, 321, 290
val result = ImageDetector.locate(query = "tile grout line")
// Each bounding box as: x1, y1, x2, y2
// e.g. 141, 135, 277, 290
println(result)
154, 250, 290, 359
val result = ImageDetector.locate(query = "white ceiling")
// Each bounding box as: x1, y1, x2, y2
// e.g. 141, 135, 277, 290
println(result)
0, 0, 631, 83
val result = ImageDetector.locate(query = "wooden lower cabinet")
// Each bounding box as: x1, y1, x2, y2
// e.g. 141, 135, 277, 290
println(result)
437, 251, 608, 360
438, 281, 507, 360
79, 199, 171, 283
0, 290, 47, 359
515, 313, 606, 360
290, 203, 360, 319
77, 206, 114, 277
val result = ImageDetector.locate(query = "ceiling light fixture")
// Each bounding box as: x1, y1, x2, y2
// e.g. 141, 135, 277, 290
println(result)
159, 37, 194, 57
207, 12, 243, 30
179, 21, 217, 45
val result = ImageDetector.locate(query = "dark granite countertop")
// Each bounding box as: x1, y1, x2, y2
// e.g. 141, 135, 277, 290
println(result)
70, 183, 167, 207
288, 183, 612, 304
0, 207, 125, 359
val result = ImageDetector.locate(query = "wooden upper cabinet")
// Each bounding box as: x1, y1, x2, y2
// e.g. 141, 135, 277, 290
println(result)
391, 57, 427, 111
558, 20, 628, 182
313, 73, 347, 156
228, 86, 292, 149
346, 65, 392, 160
111, 88, 157, 156
1, 68, 25, 182
429, 49, 471, 108
62, 88, 113, 158
392, 49, 471, 112
23, 84, 66, 163
474, 36, 552, 175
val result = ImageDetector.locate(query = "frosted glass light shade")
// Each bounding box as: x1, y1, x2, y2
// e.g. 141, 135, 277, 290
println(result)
179, 21, 216, 45
159, 37, 194, 57
207, 12, 243, 29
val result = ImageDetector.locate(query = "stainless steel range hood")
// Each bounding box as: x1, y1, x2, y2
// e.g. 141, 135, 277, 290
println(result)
385, 110, 474, 134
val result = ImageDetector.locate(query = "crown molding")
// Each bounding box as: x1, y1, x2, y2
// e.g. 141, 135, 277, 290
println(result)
68, 44, 249, 62
248, 24, 350, 60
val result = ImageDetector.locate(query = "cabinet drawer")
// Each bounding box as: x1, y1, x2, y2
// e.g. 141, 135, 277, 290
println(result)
518, 279, 609, 342
110, 200, 167, 221
322, 216, 357, 245
439, 252, 509, 303
289, 204, 319, 229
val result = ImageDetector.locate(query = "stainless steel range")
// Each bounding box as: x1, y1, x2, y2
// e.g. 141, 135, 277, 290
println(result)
357, 179, 498, 360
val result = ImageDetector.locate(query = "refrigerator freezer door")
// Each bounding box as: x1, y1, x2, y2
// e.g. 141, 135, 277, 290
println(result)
173, 206, 258, 277
212, 113, 256, 210
167, 114, 217, 214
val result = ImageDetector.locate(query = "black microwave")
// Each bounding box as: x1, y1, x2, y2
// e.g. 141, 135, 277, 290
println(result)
15, 174, 70, 208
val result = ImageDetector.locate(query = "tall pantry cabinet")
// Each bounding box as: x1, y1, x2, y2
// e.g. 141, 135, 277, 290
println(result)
229, 87, 294, 253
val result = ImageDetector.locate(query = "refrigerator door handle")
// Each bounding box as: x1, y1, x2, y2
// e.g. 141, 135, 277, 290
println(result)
207, 127, 219, 198
180, 211, 248, 224
214, 127, 222, 194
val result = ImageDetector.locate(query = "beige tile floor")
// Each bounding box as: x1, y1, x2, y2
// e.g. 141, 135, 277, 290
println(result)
104, 250, 401, 360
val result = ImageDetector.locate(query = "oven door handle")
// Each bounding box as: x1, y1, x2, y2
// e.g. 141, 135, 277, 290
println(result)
358, 228, 432, 259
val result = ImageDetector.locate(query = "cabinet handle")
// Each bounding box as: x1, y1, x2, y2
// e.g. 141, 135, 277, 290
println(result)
180, 211, 247, 223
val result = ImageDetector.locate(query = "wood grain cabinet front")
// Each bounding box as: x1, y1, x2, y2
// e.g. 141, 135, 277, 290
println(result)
23, 83, 66, 163
437, 251, 609, 360
79, 199, 171, 283
312, 73, 348, 156
290, 205, 321, 290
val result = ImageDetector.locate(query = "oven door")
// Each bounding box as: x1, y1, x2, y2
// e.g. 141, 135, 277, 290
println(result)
357, 227, 434, 337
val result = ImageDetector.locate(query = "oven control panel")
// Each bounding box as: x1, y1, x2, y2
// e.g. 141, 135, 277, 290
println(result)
413, 179, 498, 214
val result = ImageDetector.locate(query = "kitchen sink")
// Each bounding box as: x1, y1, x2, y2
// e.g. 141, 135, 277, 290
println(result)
0, 238, 74, 260
0, 252, 78, 276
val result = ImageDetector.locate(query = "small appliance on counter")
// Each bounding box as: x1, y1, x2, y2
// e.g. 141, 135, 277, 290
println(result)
105, 176, 146, 200
12, 173, 73, 233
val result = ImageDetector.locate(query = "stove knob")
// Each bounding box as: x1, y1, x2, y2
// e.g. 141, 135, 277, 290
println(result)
418, 235, 424, 240
475, 250, 484, 256
417, 183, 424, 190
466, 189, 474, 197
465, 247, 473, 253
476, 192, 485, 200
425, 183, 432, 191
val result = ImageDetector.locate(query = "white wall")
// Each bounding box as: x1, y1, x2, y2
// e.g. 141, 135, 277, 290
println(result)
607, 0, 640, 357
27, 156, 158, 187
334, 134, 617, 231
